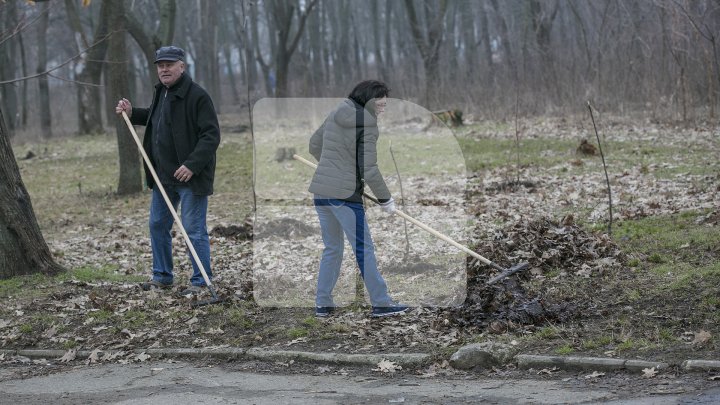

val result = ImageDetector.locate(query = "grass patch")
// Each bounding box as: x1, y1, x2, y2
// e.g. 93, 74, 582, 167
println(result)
555, 344, 574, 355
582, 336, 613, 350
301, 316, 320, 328
0, 274, 51, 298
535, 326, 559, 340
615, 338, 652, 352
287, 327, 309, 339
121, 310, 149, 328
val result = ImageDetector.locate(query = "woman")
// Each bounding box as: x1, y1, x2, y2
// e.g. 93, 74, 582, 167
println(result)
309, 80, 408, 318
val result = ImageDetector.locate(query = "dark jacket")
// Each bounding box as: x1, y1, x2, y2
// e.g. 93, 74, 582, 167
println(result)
130, 74, 220, 195
309, 99, 391, 202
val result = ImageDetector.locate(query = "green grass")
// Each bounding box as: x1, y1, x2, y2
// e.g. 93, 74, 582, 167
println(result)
615, 338, 653, 352
287, 327, 309, 338
582, 336, 613, 350
535, 326, 560, 339
121, 310, 148, 328
555, 344, 574, 355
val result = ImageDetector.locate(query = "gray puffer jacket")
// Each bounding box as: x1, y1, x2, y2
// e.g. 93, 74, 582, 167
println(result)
308, 99, 391, 202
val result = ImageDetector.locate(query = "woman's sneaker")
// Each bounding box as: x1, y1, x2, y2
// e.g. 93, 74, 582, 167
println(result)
140, 280, 172, 291
315, 306, 335, 317
371, 304, 409, 318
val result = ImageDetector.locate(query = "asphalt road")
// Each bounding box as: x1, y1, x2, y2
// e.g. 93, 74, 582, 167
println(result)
0, 361, 718, 404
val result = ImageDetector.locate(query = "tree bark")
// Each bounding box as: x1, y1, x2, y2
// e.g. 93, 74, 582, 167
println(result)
198, 0, 221, 110
265, 0, 319, 97
402, 0, 448, 108
0, 108, 65, 279
107, 0, 142, 195
70, 0, 111, 135
0, 0, 19, 136
37, 1, 52, 138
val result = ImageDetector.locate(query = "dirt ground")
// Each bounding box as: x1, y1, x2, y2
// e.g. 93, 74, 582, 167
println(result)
2, 116, 719, 383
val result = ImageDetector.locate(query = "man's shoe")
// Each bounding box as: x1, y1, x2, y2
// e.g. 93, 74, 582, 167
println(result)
371, 304, 409, 318
315, 306, 335, 317
140, 280, 172, 291
178, 285, 203, 297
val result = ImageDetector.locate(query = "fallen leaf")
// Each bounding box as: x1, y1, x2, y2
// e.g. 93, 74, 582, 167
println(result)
691, 330, 712, 346
42, 325, 57, 339
584, 371, 605, 379
315, 366, 331, 374
86, 348, 102, 365
374, 359, 402, 373
642, 367, 657, 378
58, 349, 77, 363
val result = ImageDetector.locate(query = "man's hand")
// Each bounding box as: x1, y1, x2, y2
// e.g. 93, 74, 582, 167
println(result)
115, 98, 132, 116
379, 198, 396, 214
174, 165, 194, 182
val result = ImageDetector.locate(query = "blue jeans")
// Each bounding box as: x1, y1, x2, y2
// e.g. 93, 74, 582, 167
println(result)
149, 186, 211, 286
314, 197, 394, 307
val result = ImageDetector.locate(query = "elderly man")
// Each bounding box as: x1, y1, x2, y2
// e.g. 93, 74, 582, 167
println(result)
115, 46, 220, 296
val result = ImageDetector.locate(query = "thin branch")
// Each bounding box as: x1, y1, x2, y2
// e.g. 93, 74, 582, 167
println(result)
0, 31, 113, 85
46, 72, 104, 87
389, 140, 410, 261
241, 0, 258, 214
0, 2, 54, 48
587, 101, 613, 236
514, 86, 521, 186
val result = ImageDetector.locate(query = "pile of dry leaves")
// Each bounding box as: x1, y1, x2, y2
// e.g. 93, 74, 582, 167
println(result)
453, 216, 627, 329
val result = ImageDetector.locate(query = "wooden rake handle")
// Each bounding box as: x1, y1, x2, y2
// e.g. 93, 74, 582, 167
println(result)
121, 111, 213, 288
291, 154, 501, 269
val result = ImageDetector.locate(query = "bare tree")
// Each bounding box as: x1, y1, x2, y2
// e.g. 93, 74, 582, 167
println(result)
37, 0, 52, 137
0, 0, 20, 136
65, 0, 111, 135
260, 0, 319, 97
106, 0, 142, 195
403, 0, 448, 108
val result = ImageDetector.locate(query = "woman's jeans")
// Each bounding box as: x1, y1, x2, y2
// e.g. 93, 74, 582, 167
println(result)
149, 186, 211, 287
314, 197, 394, 307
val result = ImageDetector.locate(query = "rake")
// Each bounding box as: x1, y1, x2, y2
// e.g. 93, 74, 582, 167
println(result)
292, 154, 529, 284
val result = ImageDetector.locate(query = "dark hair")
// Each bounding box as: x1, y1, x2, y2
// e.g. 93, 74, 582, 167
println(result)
348, 80, 390, 107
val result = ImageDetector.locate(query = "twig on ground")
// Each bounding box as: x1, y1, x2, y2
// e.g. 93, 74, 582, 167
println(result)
389, 140, 410, 260
587, 101, 613, 235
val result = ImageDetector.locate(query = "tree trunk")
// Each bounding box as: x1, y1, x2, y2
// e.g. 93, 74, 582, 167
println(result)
37, 1, 52, 138
0, 108, 65, 278
489, 0, 517, 81
0, 0, 19, 136
107, 0, 142, 195
72, 0, 111, 135
402, 0, 448, 108
199, 0, 221, 110
266, 0, 318, 98
369, 0, 385, 80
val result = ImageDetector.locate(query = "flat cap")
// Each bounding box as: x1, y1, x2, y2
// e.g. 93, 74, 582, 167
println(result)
154, 46, 185, 63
